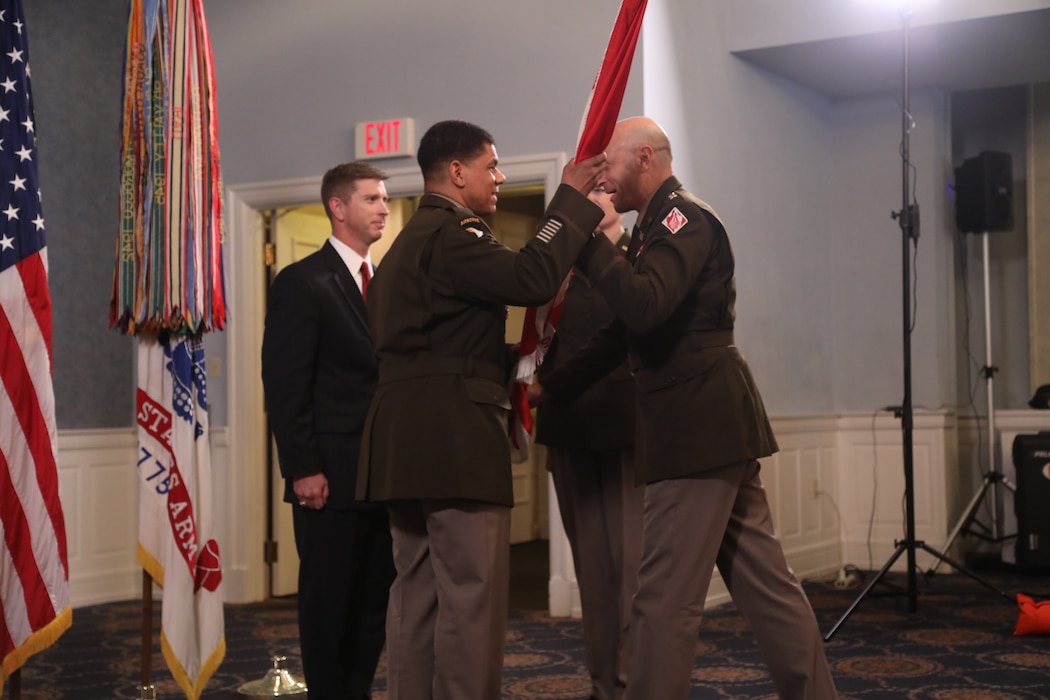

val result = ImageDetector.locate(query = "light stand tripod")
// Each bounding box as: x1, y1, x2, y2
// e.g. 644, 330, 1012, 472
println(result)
928, 231, 1016, 575
824, 7, 1010, 642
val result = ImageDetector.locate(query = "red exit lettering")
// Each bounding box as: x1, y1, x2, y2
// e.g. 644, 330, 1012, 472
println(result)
365, 120, 401, 155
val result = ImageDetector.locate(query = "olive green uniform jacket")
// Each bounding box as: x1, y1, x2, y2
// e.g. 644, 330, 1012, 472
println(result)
357, 184, 603, 506
534, 232, 634, 451
541, 176, 778, 484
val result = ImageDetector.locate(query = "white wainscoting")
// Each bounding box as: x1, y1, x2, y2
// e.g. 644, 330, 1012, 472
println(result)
835, 411, 961, 575
60, 413, 964, 613
57, 429, 140, 606
834, 410, 957, 574
57, 427, 230, 608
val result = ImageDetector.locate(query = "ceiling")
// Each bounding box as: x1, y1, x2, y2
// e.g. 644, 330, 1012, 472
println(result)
731, 8, 1050, 100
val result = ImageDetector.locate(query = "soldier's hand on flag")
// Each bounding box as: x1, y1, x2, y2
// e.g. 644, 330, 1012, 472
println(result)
560, 151, 608, 196
526, 382, 546, 408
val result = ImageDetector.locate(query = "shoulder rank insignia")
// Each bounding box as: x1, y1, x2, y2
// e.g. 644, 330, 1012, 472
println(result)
663, 207, 688, 234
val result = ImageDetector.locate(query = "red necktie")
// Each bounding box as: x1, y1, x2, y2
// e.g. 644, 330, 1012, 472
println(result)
360, 262, 371, 301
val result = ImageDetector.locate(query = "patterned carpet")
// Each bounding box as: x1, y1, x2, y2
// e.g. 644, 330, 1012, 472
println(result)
9, 556, 1050, 699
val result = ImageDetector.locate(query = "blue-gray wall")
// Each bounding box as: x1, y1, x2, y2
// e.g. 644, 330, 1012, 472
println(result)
27, 0, 1036, 430
28, 0, 131, 429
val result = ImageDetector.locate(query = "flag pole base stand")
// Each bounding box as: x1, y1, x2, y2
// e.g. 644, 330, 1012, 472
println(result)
137, 684, 156, 699
237, 655, 307, 698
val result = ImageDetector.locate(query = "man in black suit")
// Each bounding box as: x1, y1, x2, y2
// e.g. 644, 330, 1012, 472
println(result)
262, 161, 396, 700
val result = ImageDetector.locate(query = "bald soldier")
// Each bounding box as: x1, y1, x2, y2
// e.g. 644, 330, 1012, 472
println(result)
536, 117, 838, 699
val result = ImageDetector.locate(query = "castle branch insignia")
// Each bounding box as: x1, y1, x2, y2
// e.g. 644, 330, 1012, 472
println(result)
663, 207, 688, 234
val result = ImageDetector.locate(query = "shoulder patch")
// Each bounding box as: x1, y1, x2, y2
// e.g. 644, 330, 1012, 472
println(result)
460, 216, 487, 238
663, 207, 688, 234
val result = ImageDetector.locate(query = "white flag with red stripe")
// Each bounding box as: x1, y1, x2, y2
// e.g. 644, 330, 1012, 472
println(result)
137, 335, 225, 699
510, 0, 648, 463
0, 0, 72, 689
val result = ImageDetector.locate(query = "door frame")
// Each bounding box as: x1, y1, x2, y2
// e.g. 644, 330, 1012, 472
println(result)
224, 153, 575, 609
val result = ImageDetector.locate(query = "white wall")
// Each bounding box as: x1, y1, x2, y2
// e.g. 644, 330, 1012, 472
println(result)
722, 0, 1050, 50
206, 0, 645, 186
642, 0, 840, 413
826, 89, 958, 411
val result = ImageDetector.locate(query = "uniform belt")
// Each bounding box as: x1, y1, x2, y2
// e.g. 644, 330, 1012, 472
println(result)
629, 330, 734, 373
379, 357, 505, 386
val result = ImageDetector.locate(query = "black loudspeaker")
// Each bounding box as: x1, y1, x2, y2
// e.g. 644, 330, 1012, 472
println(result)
954, 151, 1014, 233
1013, 432, 1050, 572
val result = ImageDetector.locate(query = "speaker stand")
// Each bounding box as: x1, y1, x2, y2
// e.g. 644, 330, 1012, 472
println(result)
928, 231, 1016, 576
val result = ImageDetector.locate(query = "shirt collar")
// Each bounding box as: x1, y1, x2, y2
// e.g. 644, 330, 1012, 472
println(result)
329, 235, 370, 276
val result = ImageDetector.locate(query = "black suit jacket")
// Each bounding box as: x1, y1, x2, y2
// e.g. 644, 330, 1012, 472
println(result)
262, 240, 377, 509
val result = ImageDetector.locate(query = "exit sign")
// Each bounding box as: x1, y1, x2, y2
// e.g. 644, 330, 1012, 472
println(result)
355, 118, 415, 160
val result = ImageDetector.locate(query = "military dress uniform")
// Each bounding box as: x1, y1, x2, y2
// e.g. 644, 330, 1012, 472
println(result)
542, 176, 837, 700
357, 184, 602, 700
534, 232, 643, 700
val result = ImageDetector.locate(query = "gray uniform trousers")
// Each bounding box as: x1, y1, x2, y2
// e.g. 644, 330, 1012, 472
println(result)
384, 499, 511, 700
548, 447, 644, 700
626, 459, 838, 700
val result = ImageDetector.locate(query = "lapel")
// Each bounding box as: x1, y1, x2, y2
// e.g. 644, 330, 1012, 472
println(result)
320, 240, 370, 336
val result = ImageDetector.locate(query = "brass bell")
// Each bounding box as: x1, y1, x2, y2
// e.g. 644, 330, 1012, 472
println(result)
237, 655, 308, 698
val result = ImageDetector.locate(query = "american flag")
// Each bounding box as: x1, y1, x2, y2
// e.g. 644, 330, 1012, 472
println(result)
0, 0, 72, 689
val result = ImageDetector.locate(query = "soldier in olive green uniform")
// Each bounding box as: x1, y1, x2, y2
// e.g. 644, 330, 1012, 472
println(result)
533, 186, 642, 700
540, 117, 837, 700
357, 120, 606, 700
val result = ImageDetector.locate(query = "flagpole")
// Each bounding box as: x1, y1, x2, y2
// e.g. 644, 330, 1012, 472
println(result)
118, 0, 227, 694
141, 569, 153, 694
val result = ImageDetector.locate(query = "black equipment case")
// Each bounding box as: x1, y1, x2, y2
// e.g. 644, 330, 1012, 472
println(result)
1013, 432, 1050, 571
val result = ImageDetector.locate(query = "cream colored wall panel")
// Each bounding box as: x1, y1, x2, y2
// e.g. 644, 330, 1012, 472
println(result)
772, 448, 803, 539
800, 446, 824, 534
57, 429, 139, 607
84, 462, 136, 555
836, 412, 955, 571
57, 463, 79, 560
